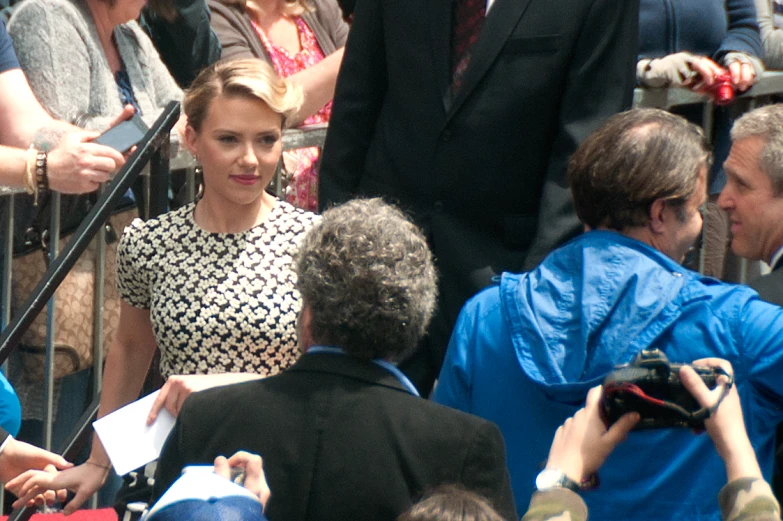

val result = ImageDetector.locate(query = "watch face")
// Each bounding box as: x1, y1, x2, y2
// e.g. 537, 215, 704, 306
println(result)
535, 468, 580, 492
535, 468, 564, 490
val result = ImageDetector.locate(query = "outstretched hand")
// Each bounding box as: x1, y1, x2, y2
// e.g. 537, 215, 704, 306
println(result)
0, 439, 72, 508
545, 386, 639, 483
6, 460, 110, 514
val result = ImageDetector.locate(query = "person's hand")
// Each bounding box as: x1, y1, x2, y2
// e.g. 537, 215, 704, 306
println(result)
545, 386, 639, 483
106, 105, 136, 130
4, 464, 68, 509
637, 52, 722, 90
0, 438, 72, 484
683, 56, 725, 91
147, 374, 231, 424
680, 359, 762, 481
6, 461, 110, 514
214, 452, 271, 508
726, 59, 756, 92
46, 131, 126, 194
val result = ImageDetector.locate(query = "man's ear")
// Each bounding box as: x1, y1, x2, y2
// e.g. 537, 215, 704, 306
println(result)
648, 199, 667, 234
297, 305, 314, 352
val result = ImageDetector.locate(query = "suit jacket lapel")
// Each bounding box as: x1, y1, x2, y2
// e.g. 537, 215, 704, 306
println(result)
429, 0, 453, 111
447, 0, 534, 118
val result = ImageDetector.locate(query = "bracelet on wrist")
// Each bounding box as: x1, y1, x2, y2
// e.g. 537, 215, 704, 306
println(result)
34, 151, 48, 206
85, 459, 111, 471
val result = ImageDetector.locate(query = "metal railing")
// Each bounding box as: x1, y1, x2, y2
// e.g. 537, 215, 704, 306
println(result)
0, 101, 180, 520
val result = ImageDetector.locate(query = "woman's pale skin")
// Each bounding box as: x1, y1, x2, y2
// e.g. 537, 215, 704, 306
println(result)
248, 0, 345, 125
10, 94, 288, 515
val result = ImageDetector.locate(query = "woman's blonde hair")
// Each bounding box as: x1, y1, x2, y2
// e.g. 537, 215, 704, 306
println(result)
184, 58, 303, 132
218, 0, 312, 19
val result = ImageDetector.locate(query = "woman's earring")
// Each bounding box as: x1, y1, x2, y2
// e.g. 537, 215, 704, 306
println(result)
195, 164, 204, 200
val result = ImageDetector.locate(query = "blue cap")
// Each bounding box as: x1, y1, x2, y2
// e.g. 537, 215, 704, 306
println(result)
145, 466, 265, 521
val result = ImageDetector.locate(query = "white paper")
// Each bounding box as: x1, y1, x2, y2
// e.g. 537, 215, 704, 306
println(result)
93, 391, 176, 476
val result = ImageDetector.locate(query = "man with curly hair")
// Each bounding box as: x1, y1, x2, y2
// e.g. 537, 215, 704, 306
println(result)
152, 198, 517, 521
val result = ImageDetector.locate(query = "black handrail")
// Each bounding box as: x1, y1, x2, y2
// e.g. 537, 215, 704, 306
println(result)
2, 102, 178, 520
0, 101, 179, 367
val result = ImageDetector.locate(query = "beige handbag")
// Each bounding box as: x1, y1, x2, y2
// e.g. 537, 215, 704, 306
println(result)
11, 208, 136, 380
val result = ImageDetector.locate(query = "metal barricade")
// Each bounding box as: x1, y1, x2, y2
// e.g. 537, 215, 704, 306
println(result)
0, 102, 180, 519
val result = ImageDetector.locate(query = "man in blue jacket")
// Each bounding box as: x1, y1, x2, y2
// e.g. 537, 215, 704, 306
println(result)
434, 108, 783, 521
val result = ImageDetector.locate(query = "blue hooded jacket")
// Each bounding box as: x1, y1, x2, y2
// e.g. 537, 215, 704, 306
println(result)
434, 231, 783, 521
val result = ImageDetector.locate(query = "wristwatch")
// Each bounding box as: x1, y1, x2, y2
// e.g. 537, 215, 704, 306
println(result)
534, 468, 581, 492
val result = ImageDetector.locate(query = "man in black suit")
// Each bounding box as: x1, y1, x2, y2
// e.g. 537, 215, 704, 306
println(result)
719, 104, 783, 305
152, 199, 517, 521
318, 0, 640, 393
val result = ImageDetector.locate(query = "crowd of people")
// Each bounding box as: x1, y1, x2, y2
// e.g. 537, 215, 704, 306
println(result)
3, 0, 783, 520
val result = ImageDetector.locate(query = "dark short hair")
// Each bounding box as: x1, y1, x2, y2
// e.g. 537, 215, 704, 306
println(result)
568, 108, 711, 231
295, 198, 437, 361
397, 485, 505, 521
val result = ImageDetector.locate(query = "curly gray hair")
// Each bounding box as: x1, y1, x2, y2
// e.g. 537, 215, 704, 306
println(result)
296, 199, 438, 361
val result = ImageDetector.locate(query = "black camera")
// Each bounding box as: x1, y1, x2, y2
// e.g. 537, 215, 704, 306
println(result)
601, 349, 720, 430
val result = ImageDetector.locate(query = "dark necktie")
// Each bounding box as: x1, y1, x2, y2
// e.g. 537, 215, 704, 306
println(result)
451, 0, 485, 93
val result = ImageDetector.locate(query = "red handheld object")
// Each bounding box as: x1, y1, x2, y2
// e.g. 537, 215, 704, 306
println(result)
705, 73, 735, 106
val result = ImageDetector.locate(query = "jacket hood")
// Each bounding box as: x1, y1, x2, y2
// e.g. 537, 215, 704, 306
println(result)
501, 230, 700, 404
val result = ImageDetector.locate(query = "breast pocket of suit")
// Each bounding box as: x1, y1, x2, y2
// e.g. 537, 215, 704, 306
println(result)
503, 34, 562, 54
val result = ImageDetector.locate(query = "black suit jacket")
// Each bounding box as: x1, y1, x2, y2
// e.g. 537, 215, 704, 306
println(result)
153, 353, 516, 521
319, 0, 639, 388
750, 258, 783, 307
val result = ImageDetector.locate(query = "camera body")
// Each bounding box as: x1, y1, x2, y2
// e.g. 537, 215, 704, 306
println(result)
601, 349, 719, 430
705, 73, 735, 106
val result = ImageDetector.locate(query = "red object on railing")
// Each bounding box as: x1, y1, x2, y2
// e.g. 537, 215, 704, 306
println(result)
705, 73, 735, 106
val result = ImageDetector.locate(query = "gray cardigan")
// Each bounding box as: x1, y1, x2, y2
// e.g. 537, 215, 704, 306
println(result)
8, 0, 182, 131
208, 0, 348, 64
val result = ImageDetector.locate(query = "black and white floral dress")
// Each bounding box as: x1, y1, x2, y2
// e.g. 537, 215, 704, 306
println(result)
117, 201, 318, 379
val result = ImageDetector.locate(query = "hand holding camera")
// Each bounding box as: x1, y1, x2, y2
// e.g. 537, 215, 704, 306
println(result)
600, 349, 732, 430
540, 355, 760, 494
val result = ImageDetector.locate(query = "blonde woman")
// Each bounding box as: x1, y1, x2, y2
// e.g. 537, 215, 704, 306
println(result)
13, 59, 317, 513
209, 0, 348, 211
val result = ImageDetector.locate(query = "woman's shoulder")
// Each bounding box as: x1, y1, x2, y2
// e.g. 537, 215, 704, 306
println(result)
269, 200, 320, 235
122, 204, 196, 242
10, 0, 87, 28
305, 0, 348, 47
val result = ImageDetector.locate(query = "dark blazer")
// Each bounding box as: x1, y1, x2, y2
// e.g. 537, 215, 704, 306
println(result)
752, 257, 783, 504
318, 0, 640, 390
750, 257, 783, 307
153, 353, 516, 521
